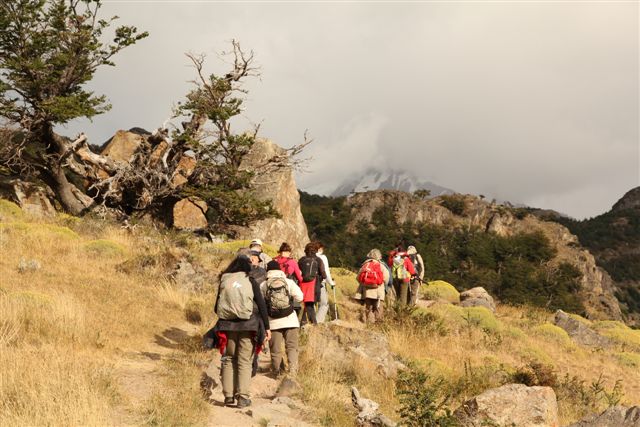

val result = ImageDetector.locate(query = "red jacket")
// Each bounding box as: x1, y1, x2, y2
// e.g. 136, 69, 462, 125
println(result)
274, 255, 303, 284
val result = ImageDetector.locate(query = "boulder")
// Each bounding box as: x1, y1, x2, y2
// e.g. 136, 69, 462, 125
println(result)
172, 198, 208, 231
553, 310, 613, 348
569, 406, 640, 427
460, 287, 496, 313
351, 387, 397, 427
101, 130, 143, 162
170, 153, 197, 188
172, 260, 205, 293
0, 178, 56, 217
275, 376, 301, 398
454, 384, 558, 427
236, 139, 309, 256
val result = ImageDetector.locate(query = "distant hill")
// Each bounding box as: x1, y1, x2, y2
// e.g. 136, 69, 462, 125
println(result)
553, 187, 640, 324
329, 168, 455, 197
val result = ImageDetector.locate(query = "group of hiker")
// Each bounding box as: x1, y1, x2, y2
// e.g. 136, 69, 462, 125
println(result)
208, 238, 424, 408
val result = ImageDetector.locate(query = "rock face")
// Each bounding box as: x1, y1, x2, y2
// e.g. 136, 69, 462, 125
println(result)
172, 198, 208, 230
553, 310, 613, 348
345, 190, 623, 321
454, 383, 559, 427
0, 179, 56, 217
351, 387, 397, 427
236, 139, 309, 255
569, 406, 640, 427
460, 287, 496, 312
100, 130, 144, 162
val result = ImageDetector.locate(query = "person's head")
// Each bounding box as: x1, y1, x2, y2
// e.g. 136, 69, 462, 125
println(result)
367, 248, 382, 261
249, 238, 263, 253
396, 245, 406, 253
266, 260, 281, 272
278, 242, 292, 257
222, 255, 252, 276
315, 241, 325, 255
304, 242, 317, 256
250, 250, 261, 266
407, 246, 417, 255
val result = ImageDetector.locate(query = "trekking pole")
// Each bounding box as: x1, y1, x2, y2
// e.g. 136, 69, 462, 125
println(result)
332, 284, 339, 321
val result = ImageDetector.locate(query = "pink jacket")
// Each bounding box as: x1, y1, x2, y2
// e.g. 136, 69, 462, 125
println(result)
273, 256, 303, 284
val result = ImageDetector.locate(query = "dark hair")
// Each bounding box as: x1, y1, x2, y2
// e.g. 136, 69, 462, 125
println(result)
266, 260, 281, 271
221, 256, 252, 277
396, 245, 405, 253
279, 242, 292, 253
314, 241, 324, 250
304, 242, 317, 256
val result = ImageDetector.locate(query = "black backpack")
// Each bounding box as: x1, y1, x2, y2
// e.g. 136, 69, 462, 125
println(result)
299, 256, 319, 282
408, 254, 423, 277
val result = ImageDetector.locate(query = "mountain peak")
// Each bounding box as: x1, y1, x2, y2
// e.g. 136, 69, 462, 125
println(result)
611, 186, 640, 212
330, 168, 455, 197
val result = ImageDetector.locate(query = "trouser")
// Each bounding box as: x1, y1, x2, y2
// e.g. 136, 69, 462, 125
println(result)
409, 278, 421, 306
269, 328, 299, 376
316, 283, 329, 323
363, 298, 384, 323
220, 330, 254, 399
301, 302, 317, 325
393, 279, 409, 307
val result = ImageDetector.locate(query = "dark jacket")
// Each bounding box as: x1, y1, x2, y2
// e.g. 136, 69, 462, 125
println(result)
214, 275, 270, 332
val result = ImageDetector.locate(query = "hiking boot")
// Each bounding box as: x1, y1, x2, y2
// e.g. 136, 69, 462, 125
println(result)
223, 396, 235, 406
236, 396, 252, 408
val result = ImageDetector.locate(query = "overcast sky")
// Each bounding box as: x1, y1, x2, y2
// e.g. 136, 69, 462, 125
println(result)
64, 1, 639, 219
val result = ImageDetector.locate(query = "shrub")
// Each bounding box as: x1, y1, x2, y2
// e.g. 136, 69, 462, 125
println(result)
438, 195, 466, 216
510, 362, 558, 387
423, 281, 460, 303
533, 323, 574, 348
84, 239, 125, 257
615, 352, 640, 368
396, 366, 457, 427
592, 321, 640, 350
0, 199, 23, 220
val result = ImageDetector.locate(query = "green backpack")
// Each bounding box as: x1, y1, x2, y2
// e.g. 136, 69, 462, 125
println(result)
216, 272, 254, 320
392, 256, 409, 280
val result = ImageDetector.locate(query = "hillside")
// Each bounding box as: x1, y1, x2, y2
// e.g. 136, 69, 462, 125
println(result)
1, 200, 640, 426
300, 190, 622, 321
550, 187, 640, 325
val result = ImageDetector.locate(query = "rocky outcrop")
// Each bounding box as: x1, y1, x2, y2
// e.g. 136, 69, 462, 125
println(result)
0, 178, 56, 217
569, 406, 640, 427
100, 130, 144, 162
351, 387, 396, 427
172, 198, 208, 231
236, 139, 309, 255
553, 310, 613, 348
453, 383, 559, 427
344, 190, 622, 321
460, 287, 496, 312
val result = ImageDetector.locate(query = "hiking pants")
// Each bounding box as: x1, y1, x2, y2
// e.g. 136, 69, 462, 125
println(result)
220, 330, 254, 399
393, 279, 409, 307
301, 302, 317, 325
363, 298, 383, 323
269, 328, 299, 376
409, 278, 420, 306
316, 283, 329, 323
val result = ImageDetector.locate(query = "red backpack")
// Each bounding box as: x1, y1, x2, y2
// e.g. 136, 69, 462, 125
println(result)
357, 260, 384, 288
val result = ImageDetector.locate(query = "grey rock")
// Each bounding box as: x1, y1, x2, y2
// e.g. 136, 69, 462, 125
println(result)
0, 179, 56, 218
460, 287, 496, 313
569, 406, 640, 427
18, 258, 41, 273
454, 383, 559, 427
172, 260, 205, 293
351, 387, 397, 427
553, 310, 613, 348
275, 377, 301, 398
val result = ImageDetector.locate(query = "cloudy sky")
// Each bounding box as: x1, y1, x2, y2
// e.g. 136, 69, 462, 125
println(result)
65, 1, 639, 219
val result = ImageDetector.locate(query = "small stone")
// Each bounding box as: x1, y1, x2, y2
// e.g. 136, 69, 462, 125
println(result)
18, 258, 41, 273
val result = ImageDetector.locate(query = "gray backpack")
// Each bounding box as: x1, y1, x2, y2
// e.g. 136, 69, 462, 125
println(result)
265, 276, 294, 319
216, 272, 254, 320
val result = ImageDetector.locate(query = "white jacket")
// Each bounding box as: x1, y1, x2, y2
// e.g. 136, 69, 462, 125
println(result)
317, 253, 334, 287
259, 270, 304, 330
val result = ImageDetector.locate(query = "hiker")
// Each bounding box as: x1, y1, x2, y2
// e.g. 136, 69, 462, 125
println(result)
298, 242, 327, 325
406, 245, 425, 306
388, 246, 416, 307
355, 249, 389, 323
213, 255, 271, 408
260, 260, 303, 377
248, 250, 268, 284
249, 238, 272, 268
315, 242, 335, 323
273, 242, 303, 284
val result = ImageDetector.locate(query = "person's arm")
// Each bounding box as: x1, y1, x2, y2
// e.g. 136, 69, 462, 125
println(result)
292, 260, 303, 283
249, 277, 270, 330
321, 255, 334, 286
317, 256, 327, 281
417, 254, 425, 280
288, 279, 304, 302
405, 257, 416, 276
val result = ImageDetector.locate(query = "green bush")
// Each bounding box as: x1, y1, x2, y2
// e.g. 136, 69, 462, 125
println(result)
0, 199, 23, 220
422, 281, 460, 303
533, 323, 574, 348
438, 195, 466, 216
84, 240, 125, 257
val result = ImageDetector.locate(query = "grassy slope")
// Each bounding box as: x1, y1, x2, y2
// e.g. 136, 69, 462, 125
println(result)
2, 201, 639, 426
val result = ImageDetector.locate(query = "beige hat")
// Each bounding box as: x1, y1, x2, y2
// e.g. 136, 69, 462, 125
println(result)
250, 238, 263, 247
407, 246, 417, 254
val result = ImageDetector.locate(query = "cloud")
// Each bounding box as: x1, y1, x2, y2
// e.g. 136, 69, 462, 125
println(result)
62, 1, 638, 219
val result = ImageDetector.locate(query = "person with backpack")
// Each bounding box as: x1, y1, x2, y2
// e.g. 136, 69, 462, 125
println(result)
388, 246, 416, 307
250, 238, 272, 268
260, 261, 304, 377
273, 242, 303, 284
315, 242, 335, 323
298, 242, 326, 325
355, 249, 389, 323
213, 255, 271, 408
406, 245, 425, 306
